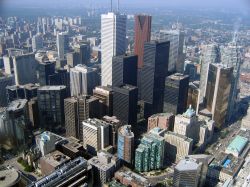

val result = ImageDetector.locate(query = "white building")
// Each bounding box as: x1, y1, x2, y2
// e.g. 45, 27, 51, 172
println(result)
70, 64, 99, 97
32, 34, 43, 52
101, 12, 127, 86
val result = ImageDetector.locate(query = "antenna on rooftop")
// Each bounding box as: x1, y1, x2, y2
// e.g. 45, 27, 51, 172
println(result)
117, 0, 120, 12
111, 0, 113, 12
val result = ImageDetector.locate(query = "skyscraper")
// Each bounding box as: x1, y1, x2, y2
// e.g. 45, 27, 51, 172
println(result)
66, 52, 80, 67
70, 64, 100, 97
74, 43, 91, 65
134, 14, 152, 68
57, 32, 69, 60
13, 53, 38, 85
164, 73, 189, 115
204, 63, 233, 128
37, 61, 56, 86
112, 54, 138, 87
37, 86, 67, 130
117, 125, 134, 165
82, 118, 110, 155
141, 41, 170, 117
32, 34, 43, 52
221, 43, 241, 121
101, 12, 127, 86
0, 74, 14, 107
113, 84, 138, 125
199, 44, 220, 103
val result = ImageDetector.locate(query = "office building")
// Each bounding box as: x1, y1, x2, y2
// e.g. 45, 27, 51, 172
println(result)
32, 34, 43, 52
82, 118, 110, 155
134, 14, 152, 68
13, 53, 38, 85
221, 43, 241, 121
66, 51, 80, 67
117, 125, 134, 165
174, 106, 199, 144
57, 32, 69, 60
113, 84, 138, 125
164, 73, 189, 115
88, 151, 120, 186
204, 63, 233, 128
101, 12, 127, 86
174, 155, 210, 187
199, 44, 220, 103
0, 99, 29, 150
3, 56, 14, 74
28, 157, 92, 187
135, 129, 165, 172
165, 131, 193, 162
93, 86, 113, 116
0, 74, 14, 107
74, 43, 91, 65
37, 61, 55, 86
70, 64, 100, 97
141, 41, 170, 117
37, 86, 67, 130
114, 168, 151, 187
6, 84, 38, 103
159, 30, 185, 73
112, 54, 138, 87
36, 131, 59, 156
64, 96, 89, 140
28, 98, 39, 129
187, 82, 200, 114
40, 150, 70, 176
148, 113, 175, 131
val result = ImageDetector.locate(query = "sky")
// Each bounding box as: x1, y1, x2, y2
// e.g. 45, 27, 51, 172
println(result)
1, 0, 249, 10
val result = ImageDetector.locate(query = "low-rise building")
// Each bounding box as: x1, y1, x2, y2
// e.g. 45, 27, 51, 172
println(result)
147, 113, 175, 131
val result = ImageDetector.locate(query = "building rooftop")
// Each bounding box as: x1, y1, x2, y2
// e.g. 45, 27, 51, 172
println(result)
41, 150, 70, 168
183, 105, 196, 118
38, 85, 66, 91
83, 118, 110, 128
150, 112, 174, 118
7, 99, 27, 112
226, 136, 248, 155
119, 125, 134, 137
0, 168, 20, 187
167, 73, 189, 81
175, 158, 200, 171
165, 131, 193, 143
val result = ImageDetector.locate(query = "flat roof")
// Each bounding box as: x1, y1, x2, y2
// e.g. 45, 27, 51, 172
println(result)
38, 85, 66, 91
7, 99, 27, 111
0, 168, 20, 187
175, 158, 200, 171
226, 135, 248, 154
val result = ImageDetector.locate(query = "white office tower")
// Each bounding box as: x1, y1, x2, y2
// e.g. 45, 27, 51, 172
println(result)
220, 42, 242, 121
159, 30, 185, 73
199, 44, 220, 103
57, 32, 69, 60
32, 34, 43, 52
101, 12, 127, 86
70, 64, 99, 97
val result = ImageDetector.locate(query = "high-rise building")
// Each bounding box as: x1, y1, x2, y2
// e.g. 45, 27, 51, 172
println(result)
199, 44, 220, 103
13, 53, 38, 85
164, 131, 193, 162
37, 61, 56, 86
93, 86, 113, 116
221, 43, 241, 121
135, 128, 165, 172
204, 63, 233, 128
64, 96, 89, 140
148, 113, 175, 132
174, 155, 210, 187
66, 52, 80, 67
37, 86, 67, 130
101, 12, 127, 86
74, 43, 91, 65
141, 41, 170, 117
187, 82, 200, 114
57, 32, 69, 60
0, 74, 14, 107
28, 98, 39, 129
32, 34, 43, 52
113, 84, 138, 125
117, 125, 134, 165
70, 64, 100, 97
159, 30, 185, 73
112, 54, 138, 87
88, 151, 120, 186
82, 118, 110, 155
134, 14, 152, 68
164, 73, 189, 115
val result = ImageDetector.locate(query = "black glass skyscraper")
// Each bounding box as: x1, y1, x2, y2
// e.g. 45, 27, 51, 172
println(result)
37, 61, 56, 86
141, 41, 170, 117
